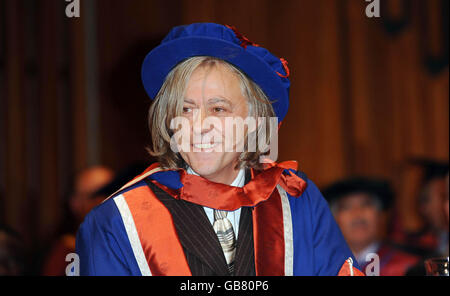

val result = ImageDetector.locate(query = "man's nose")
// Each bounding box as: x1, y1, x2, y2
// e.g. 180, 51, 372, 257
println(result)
349, 205, 365, 216
192, 107, 213, 135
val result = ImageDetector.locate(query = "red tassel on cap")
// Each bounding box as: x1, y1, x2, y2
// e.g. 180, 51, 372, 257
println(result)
276, 57, 290, 78
225, 24, 260, 49
225, 24, 290, 79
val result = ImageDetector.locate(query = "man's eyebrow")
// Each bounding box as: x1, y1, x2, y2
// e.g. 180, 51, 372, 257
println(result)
183, 98, 196, 105
207, 97, 232, 106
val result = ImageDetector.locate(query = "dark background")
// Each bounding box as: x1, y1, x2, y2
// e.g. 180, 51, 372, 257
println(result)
0, 0, 448, 272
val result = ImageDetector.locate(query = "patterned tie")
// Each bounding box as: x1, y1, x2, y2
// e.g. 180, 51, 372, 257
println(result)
213, 209, 236, 274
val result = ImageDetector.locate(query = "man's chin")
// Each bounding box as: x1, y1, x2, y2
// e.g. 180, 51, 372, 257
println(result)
189, 164, 221, 178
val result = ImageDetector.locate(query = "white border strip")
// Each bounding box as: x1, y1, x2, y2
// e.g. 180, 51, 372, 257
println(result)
114, 194, 152, 276
277, 185, 294, 276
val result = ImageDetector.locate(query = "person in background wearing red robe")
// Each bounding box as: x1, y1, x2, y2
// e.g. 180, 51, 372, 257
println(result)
322, 177, 420, 276
405, 160, 449, 258
404, 161, 449, 276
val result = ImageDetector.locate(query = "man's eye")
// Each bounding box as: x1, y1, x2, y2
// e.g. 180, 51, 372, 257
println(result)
213, 107, 226, 113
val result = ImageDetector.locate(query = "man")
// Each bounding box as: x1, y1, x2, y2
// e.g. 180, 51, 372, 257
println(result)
416, 161, 449, 257
76, 23, 362, 276
42, 166, 113, 275
394, 160, 449, 258
68, 166, 115, 226
323, 177, 420, 276
402, 161, 449, 276
445, 173, 449, 224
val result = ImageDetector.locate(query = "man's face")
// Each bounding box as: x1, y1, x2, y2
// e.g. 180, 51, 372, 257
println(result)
69, 166, 113, 223
334, 193, 380, 251
177, 64, 249, 184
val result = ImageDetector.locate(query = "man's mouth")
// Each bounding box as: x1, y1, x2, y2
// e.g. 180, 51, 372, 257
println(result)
350, 219, 369, 229
192, 142, 221, 149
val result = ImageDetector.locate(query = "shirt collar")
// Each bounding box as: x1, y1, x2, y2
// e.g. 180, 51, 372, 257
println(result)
355, 241, 380, 267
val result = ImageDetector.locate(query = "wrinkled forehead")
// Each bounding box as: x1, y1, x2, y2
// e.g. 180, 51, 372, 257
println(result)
184, 62, 248, 106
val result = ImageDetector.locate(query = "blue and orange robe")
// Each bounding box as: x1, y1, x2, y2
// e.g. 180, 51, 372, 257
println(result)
75, 161, 364, 276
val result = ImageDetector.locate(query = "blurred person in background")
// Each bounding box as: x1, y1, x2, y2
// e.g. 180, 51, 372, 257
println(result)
0, 224, 26, 276
405, 162, 449, 276
416, 161, 449, 257
92, 162, 150, 200
41, 166, 114, 276
68, 166, 115, 226
396, 160, 449, 258
445, 173, 449, 224
323, 177, 420, 276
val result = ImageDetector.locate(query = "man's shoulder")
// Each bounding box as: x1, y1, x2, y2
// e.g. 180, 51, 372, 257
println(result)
86, 179, 155, 225
284, 169, 323, 202
278, 169, 329, 220
292, 169, 308, 183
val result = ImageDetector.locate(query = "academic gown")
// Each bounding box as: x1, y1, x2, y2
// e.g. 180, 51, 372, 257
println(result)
360, 243, 421, 276
75, 161, 363, 276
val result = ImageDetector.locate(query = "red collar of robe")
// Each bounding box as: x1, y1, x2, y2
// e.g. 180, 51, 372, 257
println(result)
145, 160, 308, 210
